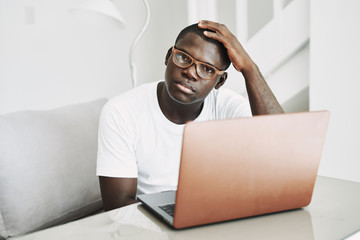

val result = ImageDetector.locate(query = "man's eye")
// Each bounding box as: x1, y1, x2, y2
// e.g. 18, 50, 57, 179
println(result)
204, 65, 215, 74
179, 53, 190, 63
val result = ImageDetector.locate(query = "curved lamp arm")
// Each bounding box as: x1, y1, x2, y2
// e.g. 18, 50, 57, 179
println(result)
129, 0, 151, 88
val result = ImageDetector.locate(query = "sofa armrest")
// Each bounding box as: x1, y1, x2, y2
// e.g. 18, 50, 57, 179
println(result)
0, 98, 107, 239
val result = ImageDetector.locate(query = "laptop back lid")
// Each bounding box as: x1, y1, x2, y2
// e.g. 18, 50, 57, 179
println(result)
173, 111, 330, 229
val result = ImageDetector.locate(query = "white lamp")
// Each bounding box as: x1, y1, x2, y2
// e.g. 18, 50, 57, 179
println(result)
69, 0, 126, 29
129, 0, 151, 88
69, 0, 150, 88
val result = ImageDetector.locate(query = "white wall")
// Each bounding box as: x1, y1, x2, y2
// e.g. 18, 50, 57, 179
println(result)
0, 0, 188, 114
310, 0, 360, 182
0, 0, 130, 114
267, 43, 309, 113
134, 0, 188, 86
230, 0, 310, 112
0, 0, 307, 115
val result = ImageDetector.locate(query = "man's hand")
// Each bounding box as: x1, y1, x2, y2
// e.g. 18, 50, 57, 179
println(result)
198, 20, 284, 115
198, 20, 253, 73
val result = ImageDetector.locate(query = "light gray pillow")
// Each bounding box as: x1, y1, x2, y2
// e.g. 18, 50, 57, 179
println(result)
0, 98, 107, 239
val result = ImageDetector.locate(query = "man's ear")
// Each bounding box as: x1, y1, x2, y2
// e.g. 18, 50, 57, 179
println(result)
165, 47, 172, 65
215, 72, 228, 90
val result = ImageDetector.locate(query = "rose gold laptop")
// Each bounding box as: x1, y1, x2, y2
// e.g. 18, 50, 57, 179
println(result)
138, 111, 330, 229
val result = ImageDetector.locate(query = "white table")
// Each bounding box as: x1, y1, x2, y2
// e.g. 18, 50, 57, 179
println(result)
14, 176, 360, 240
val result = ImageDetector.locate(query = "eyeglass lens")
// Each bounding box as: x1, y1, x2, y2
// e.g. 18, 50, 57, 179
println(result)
173, 51, 216, 79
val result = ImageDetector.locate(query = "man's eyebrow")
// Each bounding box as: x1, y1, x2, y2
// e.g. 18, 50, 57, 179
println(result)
175, 46, 217, 68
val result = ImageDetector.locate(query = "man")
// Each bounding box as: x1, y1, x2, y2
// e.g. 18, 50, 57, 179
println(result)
97, 20, 283, 211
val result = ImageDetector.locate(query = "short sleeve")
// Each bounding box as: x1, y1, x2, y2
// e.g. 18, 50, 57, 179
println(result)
96, 103, 138, 178
216, 88, 252, 119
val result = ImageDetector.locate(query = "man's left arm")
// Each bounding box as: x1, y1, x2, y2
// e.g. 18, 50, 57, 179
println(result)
198, 20, 284, 115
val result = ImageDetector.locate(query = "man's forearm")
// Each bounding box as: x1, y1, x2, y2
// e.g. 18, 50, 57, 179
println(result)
99, 176, 138, 211
242, 63, 284, 115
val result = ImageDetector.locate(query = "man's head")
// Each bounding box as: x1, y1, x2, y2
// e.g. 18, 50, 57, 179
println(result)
174, 23, 231, 70
163, 23, 230, 105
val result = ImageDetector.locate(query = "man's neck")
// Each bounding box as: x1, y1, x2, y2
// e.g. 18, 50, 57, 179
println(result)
157, 82, 204, 125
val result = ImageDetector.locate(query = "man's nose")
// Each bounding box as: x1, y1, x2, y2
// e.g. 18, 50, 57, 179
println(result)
182, 63, 198, 80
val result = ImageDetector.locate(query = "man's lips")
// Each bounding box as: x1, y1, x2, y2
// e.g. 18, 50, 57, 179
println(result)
175, 81, 195, 94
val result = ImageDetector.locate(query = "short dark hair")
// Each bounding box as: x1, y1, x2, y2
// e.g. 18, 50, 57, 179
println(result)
175, 23, 231, 70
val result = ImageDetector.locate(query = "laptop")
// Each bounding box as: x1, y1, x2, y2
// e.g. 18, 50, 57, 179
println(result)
137, 111, 330, 229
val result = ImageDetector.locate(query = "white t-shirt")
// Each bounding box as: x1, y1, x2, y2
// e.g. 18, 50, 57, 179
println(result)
96, 81, 251, 195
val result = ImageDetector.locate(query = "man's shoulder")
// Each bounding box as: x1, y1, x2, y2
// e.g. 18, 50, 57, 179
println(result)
106, 81, 159, 110
205, 87, 251, 118
209, 87, 248, 103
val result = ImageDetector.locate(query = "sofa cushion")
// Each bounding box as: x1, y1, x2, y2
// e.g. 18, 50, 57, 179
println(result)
0, 98, 107, 239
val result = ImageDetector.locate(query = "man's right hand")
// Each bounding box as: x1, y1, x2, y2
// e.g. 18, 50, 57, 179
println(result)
99, 177, 138, 211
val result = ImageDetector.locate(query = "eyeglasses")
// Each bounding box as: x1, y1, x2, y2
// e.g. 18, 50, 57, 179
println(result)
172, 47, 225, 80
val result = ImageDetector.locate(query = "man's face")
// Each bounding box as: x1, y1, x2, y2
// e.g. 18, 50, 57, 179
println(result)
164, 32, 227, 105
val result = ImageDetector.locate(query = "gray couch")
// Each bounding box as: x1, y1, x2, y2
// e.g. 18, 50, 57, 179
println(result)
0, 98, 107, 239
